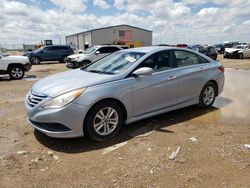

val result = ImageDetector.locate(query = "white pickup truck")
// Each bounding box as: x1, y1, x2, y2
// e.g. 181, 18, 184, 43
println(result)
0, 51, 32, 79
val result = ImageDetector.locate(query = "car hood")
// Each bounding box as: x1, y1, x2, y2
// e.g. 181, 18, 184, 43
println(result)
31, 69, 120, 97
68, 53, 89, 59
225, 48, 243, 53
3, 55, 29, 61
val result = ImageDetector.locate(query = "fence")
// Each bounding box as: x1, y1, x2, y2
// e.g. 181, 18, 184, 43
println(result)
0, 44, 24, 52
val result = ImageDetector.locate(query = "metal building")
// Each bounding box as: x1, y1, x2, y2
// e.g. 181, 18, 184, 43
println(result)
65, 24, 152, 50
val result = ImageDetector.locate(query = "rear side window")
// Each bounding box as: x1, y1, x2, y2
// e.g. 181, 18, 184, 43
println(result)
174, 50, 208, 67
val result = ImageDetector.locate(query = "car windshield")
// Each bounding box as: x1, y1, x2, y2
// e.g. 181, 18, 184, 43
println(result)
0, 51, 8, 57
84, 51, 146, 74
33, 47, 44, 53
83, 46, 97, 54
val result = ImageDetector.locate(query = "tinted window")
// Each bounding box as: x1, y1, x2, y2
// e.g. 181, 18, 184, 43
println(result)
139, 51, 172, 72
174, 50, 208, 67
43, 46, 54, 52
98, 47, 120, 53
53, 46, 69, 51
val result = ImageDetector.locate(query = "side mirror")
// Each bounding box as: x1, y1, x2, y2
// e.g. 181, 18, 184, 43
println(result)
132, 67, 153, 77
95, 51, 100, 55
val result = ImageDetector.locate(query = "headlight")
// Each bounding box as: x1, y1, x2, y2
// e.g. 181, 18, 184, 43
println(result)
73, 56, 80, 61
41, 88, 86, 109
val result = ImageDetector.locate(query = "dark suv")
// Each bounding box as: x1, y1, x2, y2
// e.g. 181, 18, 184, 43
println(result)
24, 45, 74, 64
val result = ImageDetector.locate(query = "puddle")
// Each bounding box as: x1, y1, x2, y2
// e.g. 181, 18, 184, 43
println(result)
213, 69, 250, 122
22, 75, 40, 81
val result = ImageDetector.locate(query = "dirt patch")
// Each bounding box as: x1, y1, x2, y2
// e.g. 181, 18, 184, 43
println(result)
218, 54, 250, 69
0, 62, 250, 187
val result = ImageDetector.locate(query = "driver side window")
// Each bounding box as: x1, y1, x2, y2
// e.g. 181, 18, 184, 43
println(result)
139, 51, 171, 72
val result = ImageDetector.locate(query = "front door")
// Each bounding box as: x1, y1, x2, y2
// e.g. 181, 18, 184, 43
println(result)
132, 50, 178, 117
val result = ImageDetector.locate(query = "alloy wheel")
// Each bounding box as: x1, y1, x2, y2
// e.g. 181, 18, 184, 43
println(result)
203, 86, 215, 106
11, 67, 24, 79
93, 107, 119, 136
32, 57, 40, 64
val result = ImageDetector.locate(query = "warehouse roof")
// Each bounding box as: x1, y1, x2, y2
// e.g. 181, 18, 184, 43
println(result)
66, 24, 153, 37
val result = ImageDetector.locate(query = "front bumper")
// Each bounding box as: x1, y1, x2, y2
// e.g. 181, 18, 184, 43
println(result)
24, 62, 32, 71
66, 59, 81, 69
224, 52, 239, 58
25, 97, 89, 138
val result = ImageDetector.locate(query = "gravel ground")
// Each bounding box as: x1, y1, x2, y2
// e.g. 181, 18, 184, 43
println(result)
0, 55, 250, 188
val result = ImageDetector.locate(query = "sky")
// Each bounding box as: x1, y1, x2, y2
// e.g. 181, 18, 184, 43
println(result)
0, 0, 250, 46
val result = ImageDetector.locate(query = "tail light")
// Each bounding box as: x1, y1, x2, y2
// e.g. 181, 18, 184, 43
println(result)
218, 65, 224, 73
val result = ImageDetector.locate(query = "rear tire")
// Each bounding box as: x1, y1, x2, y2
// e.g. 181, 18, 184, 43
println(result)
8, 66, 24, 80
84, 101, 124, 141
198, 82, 217, 108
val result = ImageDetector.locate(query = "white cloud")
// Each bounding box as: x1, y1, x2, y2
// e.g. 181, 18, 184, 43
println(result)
93, 0, 110, 9
197, 7, 220, 16
114, 0, 125, 10
0, 0, 249, 46
50, 0, 87, 12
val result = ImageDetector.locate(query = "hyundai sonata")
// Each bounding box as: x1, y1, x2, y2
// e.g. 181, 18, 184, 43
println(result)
25, 47, 224, 141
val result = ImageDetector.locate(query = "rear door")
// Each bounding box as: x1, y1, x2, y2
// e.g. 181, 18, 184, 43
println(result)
132, 50, 178, 117
172, 50, 211, 104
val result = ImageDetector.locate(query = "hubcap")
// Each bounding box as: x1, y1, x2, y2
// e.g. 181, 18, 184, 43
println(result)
93, 107, 119, 136
11, 68, 23, 78
203, 86, 215, 105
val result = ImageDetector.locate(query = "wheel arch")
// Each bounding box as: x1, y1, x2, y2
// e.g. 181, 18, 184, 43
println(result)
205, 80, 219, 96
7, 63, 24, 71
83, 97, 128, 128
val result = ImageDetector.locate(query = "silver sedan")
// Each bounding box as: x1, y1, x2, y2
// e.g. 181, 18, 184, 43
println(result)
25, 46, 224, 141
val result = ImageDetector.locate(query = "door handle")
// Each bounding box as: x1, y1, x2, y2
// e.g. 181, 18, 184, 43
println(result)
200, 67, 204, 70
168, 76, 177, 80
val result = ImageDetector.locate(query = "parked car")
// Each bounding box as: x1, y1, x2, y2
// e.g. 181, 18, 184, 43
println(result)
214, 44, 225, 54
0, 51, 31, 79
224, 45, 250, 59
66, 45, 123, 69
24, 45, 74, 64
190, 45, 217, 60
25, 47, 224, 141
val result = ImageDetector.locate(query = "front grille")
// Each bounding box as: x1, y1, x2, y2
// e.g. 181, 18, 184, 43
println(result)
27, 92, 47, 107
29, 119, 71, 132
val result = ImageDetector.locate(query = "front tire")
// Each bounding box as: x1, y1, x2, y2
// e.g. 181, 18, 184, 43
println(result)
198, 82, 217, 108
31, 57, 40, 64
84, 101, 124, 141
80, 60, 92, 68
60, 56, 67, 63
8, 66, 24, 80
238, 53, 243, 59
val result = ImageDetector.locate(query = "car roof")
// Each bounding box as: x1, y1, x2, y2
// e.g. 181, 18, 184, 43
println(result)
94, 45, 123, 49
121, 46, 192, 53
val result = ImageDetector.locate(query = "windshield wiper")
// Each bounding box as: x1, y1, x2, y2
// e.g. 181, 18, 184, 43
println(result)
87, 70, 114, 75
